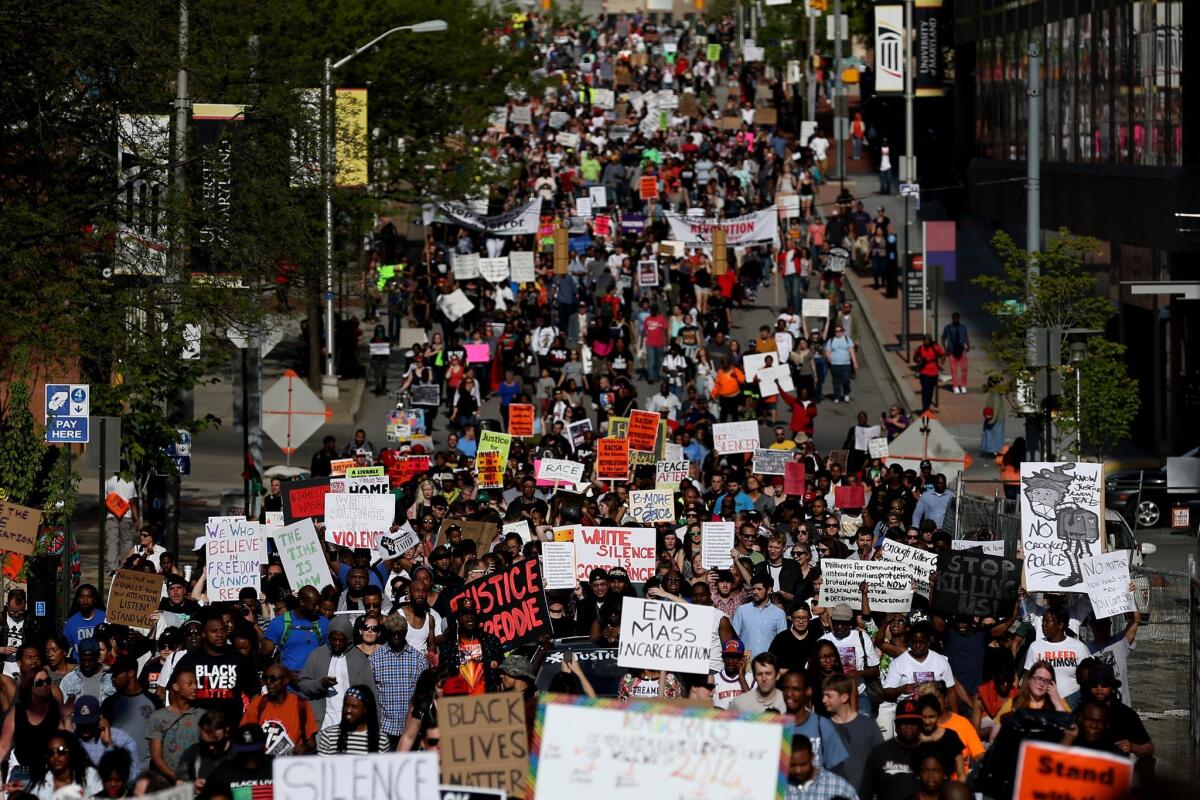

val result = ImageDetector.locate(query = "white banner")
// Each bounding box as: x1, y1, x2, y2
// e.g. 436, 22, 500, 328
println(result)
273, 518, 333, 591
431, 199, 541, 236
664, 207, 779, 246
818, 558, 913, 613
618, 597, 713, 674
573, 526, 656, 582
713, 421, 760, 454
324, 493, 396, 551
628, 490, 675, 524
273, 752, 438, 800
205, 517, 266, 602
541, 541, 578, 590
1082, 551, 1134, 618
1019, 462, 1103, 592
479, 257, 510, 283
875, 5, 905, 93
879, 539, 939, 596
701, 521, 735, 569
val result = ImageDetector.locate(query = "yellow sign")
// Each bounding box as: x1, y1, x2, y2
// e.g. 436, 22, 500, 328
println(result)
335, 88, 368, 188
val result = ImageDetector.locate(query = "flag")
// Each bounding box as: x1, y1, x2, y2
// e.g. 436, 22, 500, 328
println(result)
242, 449, 264, 498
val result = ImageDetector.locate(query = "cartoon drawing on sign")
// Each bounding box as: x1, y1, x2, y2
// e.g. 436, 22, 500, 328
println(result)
1020, 462, 1101, 589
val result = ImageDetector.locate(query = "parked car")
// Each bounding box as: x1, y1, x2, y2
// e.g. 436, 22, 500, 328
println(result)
1105, 448, 1200, 529
1103, 509, 1157, 566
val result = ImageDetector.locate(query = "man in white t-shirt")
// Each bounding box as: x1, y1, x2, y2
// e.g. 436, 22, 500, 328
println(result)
712, 639, 753, 710
809, 130, 830, 174
819, 603, 881, 715
881, 622, 955, 702
104, 467, 140, 575
1023, 606, 1092, 704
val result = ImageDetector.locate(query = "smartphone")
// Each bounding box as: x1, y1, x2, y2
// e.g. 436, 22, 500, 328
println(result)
564, 650, 575, 665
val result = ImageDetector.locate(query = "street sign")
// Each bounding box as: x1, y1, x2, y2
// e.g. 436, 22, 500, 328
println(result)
261, 369, 330, 456
906, 255, 926, 310
45, 384, 89, 443
161, 429, 192, 476
899, 183, 920, 197
227, 322, 286, 357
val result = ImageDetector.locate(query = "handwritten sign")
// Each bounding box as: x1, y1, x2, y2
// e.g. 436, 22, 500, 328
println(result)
618, 598, 713, 674
1020, 462, 1103, 592
454, 252, 480, 280
323, 493, 395, 550
476, 450, 505, 489
784, 462, 806, 496
573, 526, 656, 582
868, 437, 890, 459
205, 516, 266, 602
818, 558, 912, 613
1014, 740, 1132, 800
478, 257, 509, 283
478, 431, 512, 472
752, 448, 790, 476
446, 559, 551, 649
712, 421, 760, 454
655, 459, 691, 489
834, 484, 866, 509
541, 541, 577, 590
507, 403, 535, 437
639, 175, 659, 200
802, 298, 829, 319
933, 551, 1021, 618
1081, 551, 1134, 618
105, 569, 165, 631
879, 539, 939, 596
627, 410, 661, 453
628, 490, 675, 524
701, 522, 735, 569
951, 539, 1006, 556
757, 365, 794, 396
281, 477, 331, 524
0, 501, 42, 556
536, 458, 585, 486
272, 752, 439, 800
509, 251, 536, 282
275, 518, 335, 591
438, 692, 528, 796
596, 437, 630, 479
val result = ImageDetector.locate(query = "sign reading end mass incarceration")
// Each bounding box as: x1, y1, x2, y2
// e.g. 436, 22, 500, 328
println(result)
446, 559, 551, 649
618, 597, 714, 674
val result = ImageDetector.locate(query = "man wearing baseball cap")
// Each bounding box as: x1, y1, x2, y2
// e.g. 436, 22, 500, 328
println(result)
861, 698, 924, 800
712, 639, 752, 710
203, 724, 274, 800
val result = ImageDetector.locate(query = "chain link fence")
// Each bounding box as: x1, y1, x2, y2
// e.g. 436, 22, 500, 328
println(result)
944, 492, 1020, 557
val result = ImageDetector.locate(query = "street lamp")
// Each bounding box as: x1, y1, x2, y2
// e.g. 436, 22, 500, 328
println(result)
1069, 340, 1087, 456
321, 19, 448, 397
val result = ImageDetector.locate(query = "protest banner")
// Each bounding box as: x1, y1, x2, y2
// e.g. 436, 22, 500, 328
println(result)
1013, 740, 1132, 800
596, 437, 630, 479
783, 462, 806, 496
541, 541, 577, 590
933, 551, 1021, 617
951, 539, 1006, 556
536, 458, 585, 487
1019, 462, 1103, 592
574, 526, 656, 582
531, 696, 788, 800
272, 751, 439, 800
442, 519, 497, 551
879, 539, 939, 596
507, 403, 535, 437
834, 484, 866, 509
281, 477, 332, 524
323, 493, 395, 550
346, 475, 390, 495
0, 501, 42, 556
712, 420, 760, 454
868, 437, 890, 459
639, 175, 659, 200
105, 569, 165, 631
818, 558, 913, 613
752, 448, 790, 476
446, 559, 550, 649
478, 431, 513, 472
476, 450, 505, 489
628, 490, 675, 524
438, 692, 528, 797
346, 466, 384, 478
627, 410, 660, 452
655, 459, 690, 489
508, 251, 536, 282
205, 516, 266, 602
701, 521, 735, 569
618, 597, 714, 674
274, 518, 335, 591
1081, 551, 1134, 618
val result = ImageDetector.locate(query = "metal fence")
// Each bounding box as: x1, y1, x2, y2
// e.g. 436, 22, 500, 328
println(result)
944, 492, 1021, 557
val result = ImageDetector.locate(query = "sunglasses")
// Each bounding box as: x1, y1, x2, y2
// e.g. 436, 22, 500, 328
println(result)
33, 677, 51, 688
423, 737, 440, 746
264, 674, 288, 683
47, 745, 70, 756
361, 625, 381, 633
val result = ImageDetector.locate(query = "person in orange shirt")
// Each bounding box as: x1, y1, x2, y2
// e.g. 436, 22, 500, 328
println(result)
243, 663, 319, 755
713, 359, 745, 422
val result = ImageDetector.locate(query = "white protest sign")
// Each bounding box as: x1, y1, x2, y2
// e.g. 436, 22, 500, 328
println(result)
556, 131, 580, 149
663, 442, 684, 461
346, 475, 390, 495
588, 185, 608, 208
204, 517, 266, 602
818, 558, 913, 612
574, 195, 592, 217
701, 521, 735, 569
1082, 551, 1135, 618
655, 459, 690, 489
868, 437, 890, 459
548, 110, 569, 129
488, 106, 508, 131
573, 526, 656, 582
264, 511, 284, 527
592, 88, 615, 109
502, 519, 533, 544
951, 539, 1006, 556
437, 289, 475, 322
541, 541, 578, 590
853, 424, 883, 452
511, 105, 533, 126
537, 458, 585, 486
618, 597, 713, 674
775, 332, 793, 360
752, 448, 790, 476
802, 298, 830, 319
508, 251, 536, 283
712, 421, 760, 454
758, 364, 795, 396
780, 195, 800, 219
479, 257, 510, 283
879, 539, 940, 596
740, 352, 776, 382
369, 342, 390, 357
378, 523, 421, 560
628, 490, 675, 524
323, 493, 396, 550
272, 752, 439, 800
452, 252, 480, 280
272, 518, 334, 591
657, 90, 679, 109
1020, 462, 1103, 592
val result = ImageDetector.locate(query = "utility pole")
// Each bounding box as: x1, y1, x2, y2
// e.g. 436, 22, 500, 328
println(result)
901, 0, 915, 358
807, 4, 818, 121
322, 56, 338, 400
833, 0, 845, 189
1026, 42, 1042, 457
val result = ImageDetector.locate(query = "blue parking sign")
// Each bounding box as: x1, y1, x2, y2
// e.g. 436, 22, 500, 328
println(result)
45, 383, 90, 443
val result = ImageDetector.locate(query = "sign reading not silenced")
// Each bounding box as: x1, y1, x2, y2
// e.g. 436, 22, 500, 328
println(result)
713, 421, 759, 454
272, 752, 439, 800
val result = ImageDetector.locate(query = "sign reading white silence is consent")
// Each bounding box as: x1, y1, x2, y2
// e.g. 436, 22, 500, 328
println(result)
617, 598, 716, 674
572, 526, 656, 582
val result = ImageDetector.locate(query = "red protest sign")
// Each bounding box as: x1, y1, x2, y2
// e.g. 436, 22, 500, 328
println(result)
446, 558, 551, 649
597, 437, 630, 479
835, 484, 866, 510
627, 410, 660, 453
639, 175, 659, 200
508, 403, 535, 438
593, 214, 612, 237
784, 462, 806, 496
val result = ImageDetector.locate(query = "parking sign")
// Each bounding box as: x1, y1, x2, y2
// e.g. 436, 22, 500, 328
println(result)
45, 384, 90, 443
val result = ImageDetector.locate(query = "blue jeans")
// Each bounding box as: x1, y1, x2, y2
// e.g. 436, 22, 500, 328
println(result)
646, 346, 664, 382
784, 274, 805, 313
830, 363, 853, 399
813, 357, 828, 401
880, 168, 892, 194
852, 136, 862, 159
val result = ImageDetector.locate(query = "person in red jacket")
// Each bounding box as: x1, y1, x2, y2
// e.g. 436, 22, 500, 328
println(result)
777, 386, 819, 441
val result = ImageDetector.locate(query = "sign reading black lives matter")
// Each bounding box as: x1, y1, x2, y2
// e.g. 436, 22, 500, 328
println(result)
933, 551, 1021, 618
617, 597, 713, 674
445, 559, 551, 649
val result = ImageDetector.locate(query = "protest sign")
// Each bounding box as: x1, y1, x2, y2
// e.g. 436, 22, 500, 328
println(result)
531, 696, 788, 800
438, 289, 475, 322
574, 526, 656, 582
593, 214, 613, 237
446, 559, 550, 649
933, 551, 1021, 617
510, 105, 532, 126
281, 477, 331, 524
567, 418, 592, 450
834, 485, 865, 509
618, 597, 714, 674
329, 457, 355, 475
105, 569, 164, 631
478, 431, 512, 472
1019, 462, 1103, 592
411, 384, 441, 406
508, 251, 536, 282
502, 520, 532, 544
868, 437, 890, 459
440, 788, 504, 800
757, 364, 794, 396
536, 458, 585, 487
507, 403, 535, 437
639, 175, 659, 200
1013, 740, 1132, 800
438, 692, 528, 797
827, 449, 849, 473
588, 185, 608, 208
951, 538, 1006, 556
369, 342, 390, 357
476, 450, 505, 489
541, 541, 577, 590
596, 437, 630, 479
774, 332, 793, 360
879, 539, 939, 596
556, 131, 580, 150
273, 518, 334, 591
740, 352, 775, 382
818, 558, 913, 613
346, 466, 384, 478
655, 459, 690, 489
346, 475, 390, 494
323, 493, 395, 550
629, 419, 666, 468
442, 519, 497, 551
574, 196, 592, 218
783, 462, 806, 496
0, 501, 42, 555
664, 442, 684, 461
627, 410, 661, 452
453, 252, 480, 280
464, 343, 490, 364
678, 92, 699, 118
752, 448, 790, 476
393, 454, 431, 484
802, 298, 830, 319
706, 43, 722, 61
547, 110, 569, 129
479, 257, 509, 283
712, 420, 759, 454
701, 521, 735, 569
205, 516, 266, 602
780, 195, 800, 219
272, 752, 439, 800
1081, 551, 1134, 618
264, 511, 284, 527
628, 490, 675, 524
636, 259, 658, 287
106, 493, 131, 519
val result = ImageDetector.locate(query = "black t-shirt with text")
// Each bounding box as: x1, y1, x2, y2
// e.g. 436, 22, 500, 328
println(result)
174, 648, 257, 727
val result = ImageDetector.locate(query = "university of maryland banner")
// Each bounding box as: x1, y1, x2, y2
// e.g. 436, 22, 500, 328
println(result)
191, 103, 245, 275
665, 207, 779, 246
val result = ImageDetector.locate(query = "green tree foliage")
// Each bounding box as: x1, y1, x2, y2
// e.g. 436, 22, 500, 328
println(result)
0, 376, 44, 506
1058, 339, 1140, 460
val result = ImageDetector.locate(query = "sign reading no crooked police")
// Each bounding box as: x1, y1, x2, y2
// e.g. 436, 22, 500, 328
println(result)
45, 384, 90, 443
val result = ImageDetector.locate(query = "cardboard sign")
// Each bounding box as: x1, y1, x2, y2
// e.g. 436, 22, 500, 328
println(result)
205, 516, 266, 602
701, 521, 735, 569
1014, 740, 1132, 800
627, 409, 661, 453
476, 450, 505, 489
868, 437, 890, 459
105, 569, 165, 631
827, 450, 849, 474
272, 752, 438, 800
573, 526, 656, 582
618, 597, 714, 674
275, 518, 335, 591
596, 437, 630, 479
879, 539, 939, 596
441, 519, 497, 552
541, 541, 577, 590
639, 175, 659, 200
536, 458, 585, 486
1020, 462, 1103, 592
783, 462, 807, 496
509, 251, 536, 283
1081, 551, 1135, 618
507, 404, 535, 437
628, 490, 675, 524
0, 501, 42, 556
445, 559, 551, 649
752, 448, 790, 476
713, 421, 760, 455
438, 692, 529, 796
655, 459, 691, 490
818, 558, 913, 613
105, 493, 130, 519
323, 493, 395, 550
933, 551, 1021, 618
478, 431, 513, 472
834, 484, 866, 509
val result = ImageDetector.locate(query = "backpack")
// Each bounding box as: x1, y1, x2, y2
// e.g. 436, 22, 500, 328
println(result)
279, 611, 326, 651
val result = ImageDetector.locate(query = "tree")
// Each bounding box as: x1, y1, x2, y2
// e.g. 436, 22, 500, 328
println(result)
975, 231, 1140, 456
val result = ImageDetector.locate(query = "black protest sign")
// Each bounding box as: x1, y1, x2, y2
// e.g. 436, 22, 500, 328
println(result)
933, 551, 1021, 618
446, 558, 551, 649
281, 477, 332, 524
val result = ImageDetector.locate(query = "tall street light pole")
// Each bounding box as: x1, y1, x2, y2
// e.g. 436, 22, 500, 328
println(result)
322, 19, 448, 398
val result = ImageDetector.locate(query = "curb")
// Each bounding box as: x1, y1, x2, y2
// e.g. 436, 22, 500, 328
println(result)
844, 275, 921, 413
